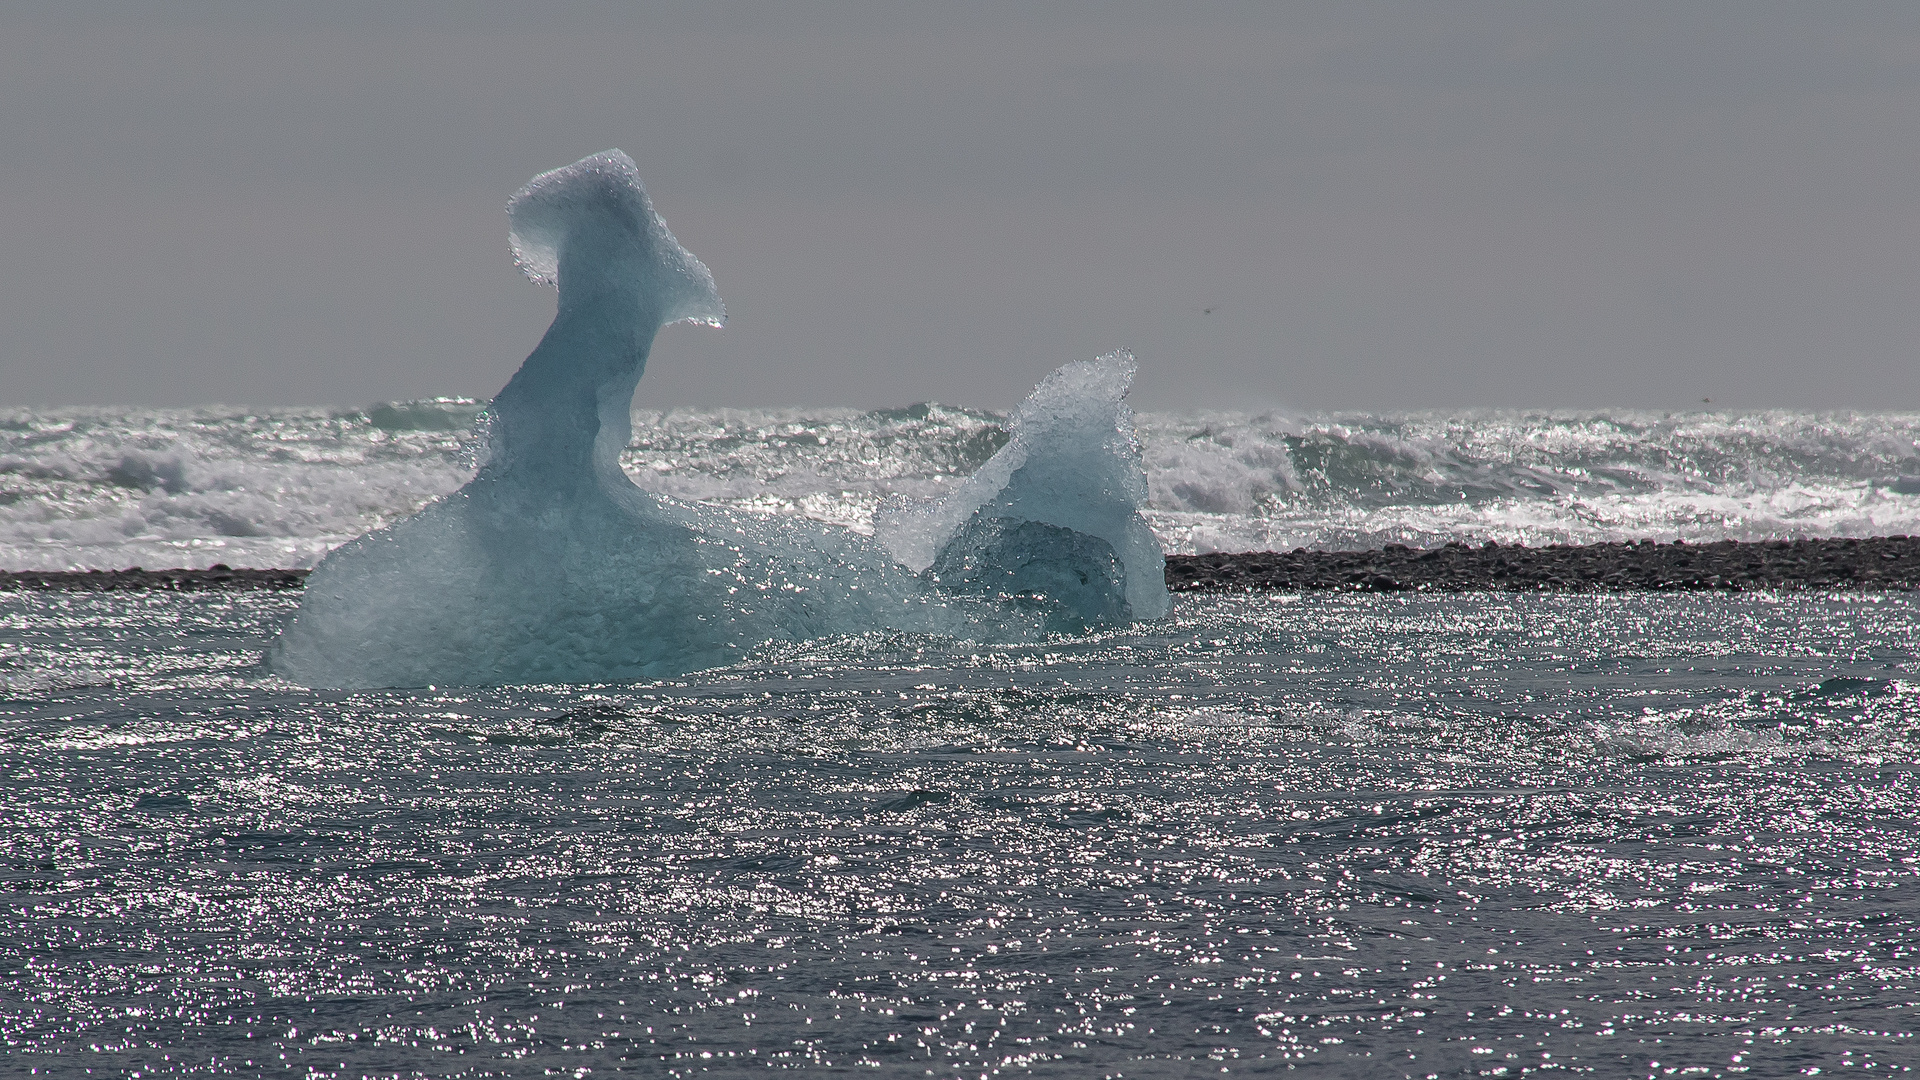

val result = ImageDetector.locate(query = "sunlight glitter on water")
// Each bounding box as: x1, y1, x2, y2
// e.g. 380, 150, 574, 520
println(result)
2, 590, 1917, 1076
4, 404, 1920, 569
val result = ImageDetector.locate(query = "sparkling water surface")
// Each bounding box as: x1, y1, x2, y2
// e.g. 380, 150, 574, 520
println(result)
5, 590, 1917, 1077
4, 404, 1918, 571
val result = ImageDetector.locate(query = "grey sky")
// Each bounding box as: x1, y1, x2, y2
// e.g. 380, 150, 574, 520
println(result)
2, 2, 1918, 411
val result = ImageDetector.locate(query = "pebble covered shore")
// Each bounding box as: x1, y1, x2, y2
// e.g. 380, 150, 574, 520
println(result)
1166, 535, 1920, 593
0, 565, 308, 591
2, 537, 1918, 593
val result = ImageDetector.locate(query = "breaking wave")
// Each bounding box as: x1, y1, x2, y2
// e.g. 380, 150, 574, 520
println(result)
2, 405, 1918, 570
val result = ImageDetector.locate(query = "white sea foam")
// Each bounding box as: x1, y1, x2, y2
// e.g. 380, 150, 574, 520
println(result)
4, 405, 1920, 571
4, 405, 1918, 571
0, 404, 479, 571
1137, 409, 1920, 553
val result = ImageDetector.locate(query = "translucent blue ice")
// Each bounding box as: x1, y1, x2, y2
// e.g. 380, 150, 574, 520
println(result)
876, 353, 1170, 623
270, 151, 1164, 687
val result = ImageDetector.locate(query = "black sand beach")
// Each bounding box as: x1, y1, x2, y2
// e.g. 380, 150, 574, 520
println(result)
5, 536, 1919, 593
0, 565, 309, 591
1167, 535, 1920, 593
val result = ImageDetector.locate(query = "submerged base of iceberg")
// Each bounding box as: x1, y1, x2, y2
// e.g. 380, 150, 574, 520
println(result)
276, 484, 958, 685
270, 151, 1164, 688
930, 517, 1131, 623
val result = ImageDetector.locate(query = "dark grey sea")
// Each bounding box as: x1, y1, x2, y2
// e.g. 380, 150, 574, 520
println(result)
4, 589, 1916, 1077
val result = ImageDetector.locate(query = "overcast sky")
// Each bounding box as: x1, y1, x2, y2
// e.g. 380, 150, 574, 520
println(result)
3, 2, 1918, 411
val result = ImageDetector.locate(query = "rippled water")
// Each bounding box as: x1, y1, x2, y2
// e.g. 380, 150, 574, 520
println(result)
5, 589, 1917, 1076
3, 402, 1919, 570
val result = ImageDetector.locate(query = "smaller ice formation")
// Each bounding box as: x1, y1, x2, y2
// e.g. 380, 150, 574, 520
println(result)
270, 150, 1164, 688
877, 354, 1170, 623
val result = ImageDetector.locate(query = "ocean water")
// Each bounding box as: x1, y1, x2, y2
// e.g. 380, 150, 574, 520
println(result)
3, 587, 1917, 1076
4, 404, 1920, 1077
1, 403, 1918, 571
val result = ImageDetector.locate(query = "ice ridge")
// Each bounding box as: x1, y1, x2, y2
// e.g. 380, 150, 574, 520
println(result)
269, 151, 1164, 688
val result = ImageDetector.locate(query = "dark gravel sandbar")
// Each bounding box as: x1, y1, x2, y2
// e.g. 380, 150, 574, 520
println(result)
4, 537, 1919, 594
0, 565, 309, 592
1166, 536, 1920, 593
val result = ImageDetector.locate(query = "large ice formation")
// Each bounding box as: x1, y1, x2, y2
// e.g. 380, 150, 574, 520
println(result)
270, 150, 1165, 688
876, 353, 1170, 623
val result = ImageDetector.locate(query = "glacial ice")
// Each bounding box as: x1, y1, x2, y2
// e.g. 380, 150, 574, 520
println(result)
876, 354, 1170, 622
270, 150, 1165, 688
